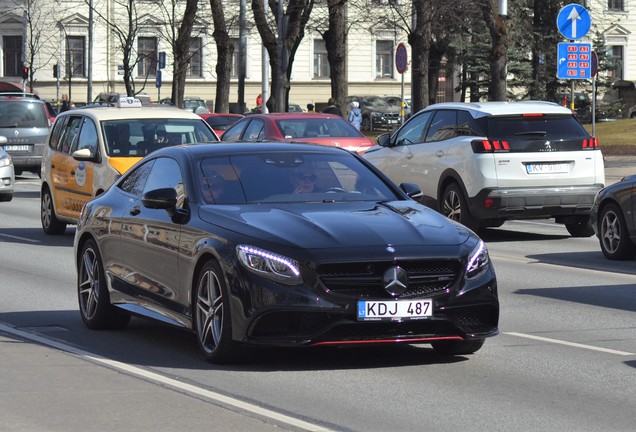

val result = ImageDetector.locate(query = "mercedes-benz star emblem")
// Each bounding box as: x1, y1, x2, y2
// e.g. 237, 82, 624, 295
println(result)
382, 266, 408, 297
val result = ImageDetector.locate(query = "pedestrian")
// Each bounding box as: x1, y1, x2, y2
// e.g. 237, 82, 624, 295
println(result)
306, 103, 315, 113
256, 93, 263, 107
347, 101, 362, 130
60, 94, 70, 113
322, 98, 342, 117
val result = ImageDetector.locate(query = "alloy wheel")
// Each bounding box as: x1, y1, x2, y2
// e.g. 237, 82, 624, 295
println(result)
78, 246, 100, 321
196, 269, 224, 354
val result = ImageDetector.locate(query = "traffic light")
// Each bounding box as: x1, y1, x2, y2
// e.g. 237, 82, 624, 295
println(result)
21, 65, 29, 80
53, 64, 58, 78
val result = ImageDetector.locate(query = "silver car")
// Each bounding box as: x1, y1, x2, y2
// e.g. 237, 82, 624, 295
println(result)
0, 137, 15, 202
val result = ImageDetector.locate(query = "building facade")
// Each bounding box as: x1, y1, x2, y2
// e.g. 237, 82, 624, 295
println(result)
0, 0, 634, 111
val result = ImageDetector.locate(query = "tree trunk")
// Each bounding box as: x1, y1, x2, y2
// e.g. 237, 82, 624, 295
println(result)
323, 0, 347, 111
171, 0, 198, 108
483, 0, 508, 101
409, 0, 432, 112
209, 0, 232, 113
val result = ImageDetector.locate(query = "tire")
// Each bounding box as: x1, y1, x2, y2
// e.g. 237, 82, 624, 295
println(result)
77, 239, 130, 330
41, 186, 67, 235
565, 217, 594, 238
441, 183, 479, 232
598, 203, 636, 260
431, 339, 485, 355
0, 193, 12, 202
193, 259, 240, 363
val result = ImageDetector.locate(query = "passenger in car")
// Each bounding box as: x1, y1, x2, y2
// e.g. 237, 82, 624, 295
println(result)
111, 124, 131, 156
290, 166, 317, 194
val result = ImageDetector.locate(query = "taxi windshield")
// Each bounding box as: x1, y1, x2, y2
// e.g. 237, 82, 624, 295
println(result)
102, 118, 216, 157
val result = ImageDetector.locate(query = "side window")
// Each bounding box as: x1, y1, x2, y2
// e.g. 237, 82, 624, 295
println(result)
222, 120, 249, 141
119, 160, 154, 196
243, 119, 265, 140
394, 111, 432, 146
58, 116, 84, 154
425, 110, 458, 142
75, 118, 98, 154
143, 158, 185, 207
456, 111, 483, 137
49, 117, 68, 150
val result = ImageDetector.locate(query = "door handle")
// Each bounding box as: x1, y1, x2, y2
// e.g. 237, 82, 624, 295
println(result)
129, 206, 141, 216
435, 150, 445, 158
70, 170, 75, 176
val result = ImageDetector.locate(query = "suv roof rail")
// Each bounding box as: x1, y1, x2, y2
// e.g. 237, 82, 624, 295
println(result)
0, 92, 41, 99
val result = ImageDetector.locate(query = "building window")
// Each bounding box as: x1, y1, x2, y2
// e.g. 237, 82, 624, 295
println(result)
608, 0, 624, 11
376, 40, 393, 78
188, 37, 202, 77
138, 37, 157, 78
230, 38, 239, 78
606, 45, 623, 80
66, 36, 85, 78
313, 39, 329, 78
3, 36, 23, 77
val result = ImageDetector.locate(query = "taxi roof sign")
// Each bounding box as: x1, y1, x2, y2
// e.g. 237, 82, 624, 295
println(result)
116, 97, 143, 108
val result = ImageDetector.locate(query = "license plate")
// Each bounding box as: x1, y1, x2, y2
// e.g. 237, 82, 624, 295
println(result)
4, 145, 30, 151
357, 299, 433, 321
526, 162, 569, 174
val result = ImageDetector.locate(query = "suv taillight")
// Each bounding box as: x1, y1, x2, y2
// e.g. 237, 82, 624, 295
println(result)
582, 137, 599, 149
471, 139, 510, 153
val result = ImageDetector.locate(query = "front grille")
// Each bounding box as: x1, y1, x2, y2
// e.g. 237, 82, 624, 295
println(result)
317, 259, 461, 299
384, 113, 400, 121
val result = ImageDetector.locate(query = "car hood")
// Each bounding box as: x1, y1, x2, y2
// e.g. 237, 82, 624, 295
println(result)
199, 201, 470, 249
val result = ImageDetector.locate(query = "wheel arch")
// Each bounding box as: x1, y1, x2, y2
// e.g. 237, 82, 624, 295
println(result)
437, 169, 469, 209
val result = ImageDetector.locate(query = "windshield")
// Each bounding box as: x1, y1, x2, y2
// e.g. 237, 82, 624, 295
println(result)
275, 118, 363, 138
102, 118, 217, 157
198, 152, 397, 204
0, 101, 49, 128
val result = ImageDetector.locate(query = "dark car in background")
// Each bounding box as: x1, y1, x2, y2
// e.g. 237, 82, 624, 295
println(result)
0, 95, 51, 176
198, 113, 244, 137
591, 174, 636, 260
74, 142, 499, 363
383, 95, 412, 120
346, 95, 402, 131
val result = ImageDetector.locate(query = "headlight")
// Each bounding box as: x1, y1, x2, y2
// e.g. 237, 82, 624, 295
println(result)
0, 154, 12, 168
466, 239, 490, 279
371, 112, 382, 118
237, 245, 302, 285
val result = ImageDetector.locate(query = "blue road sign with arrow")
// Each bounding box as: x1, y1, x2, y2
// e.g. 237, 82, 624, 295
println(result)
557, 4, 591, 40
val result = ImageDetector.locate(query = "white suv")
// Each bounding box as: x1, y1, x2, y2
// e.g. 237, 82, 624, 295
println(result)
363, 101, 605, 236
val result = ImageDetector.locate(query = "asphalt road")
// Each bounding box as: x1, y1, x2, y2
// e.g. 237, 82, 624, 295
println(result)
1, 164, 635, 432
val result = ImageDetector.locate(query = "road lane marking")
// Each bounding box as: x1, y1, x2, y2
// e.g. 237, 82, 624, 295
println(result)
504, 332, 635, 356
0, 233, 40, 243
0, 322, 332, 432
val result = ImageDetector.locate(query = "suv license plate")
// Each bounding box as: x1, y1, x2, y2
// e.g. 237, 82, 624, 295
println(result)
357, 300, 432, 321
526, 163, 569, 174
4, 145, 30, 151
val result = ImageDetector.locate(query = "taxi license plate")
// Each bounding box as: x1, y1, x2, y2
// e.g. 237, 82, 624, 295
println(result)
357, 299, 432, 321
526, 163, 569, 174
4, 145, 30, 151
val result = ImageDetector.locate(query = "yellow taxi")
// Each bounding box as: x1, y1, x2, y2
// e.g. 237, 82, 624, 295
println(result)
40, 98, 218, 234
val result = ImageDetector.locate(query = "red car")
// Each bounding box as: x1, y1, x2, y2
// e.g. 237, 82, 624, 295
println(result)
198, 113, 244, 138
220, 112, 374, 154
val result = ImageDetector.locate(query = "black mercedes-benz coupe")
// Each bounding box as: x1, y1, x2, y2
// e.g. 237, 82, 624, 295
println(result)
74, 142, 499, 363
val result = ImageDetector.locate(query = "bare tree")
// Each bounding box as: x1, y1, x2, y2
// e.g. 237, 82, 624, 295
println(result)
480, 0, 508, 101
251, 0, 314, 112
209, 0, 237, 113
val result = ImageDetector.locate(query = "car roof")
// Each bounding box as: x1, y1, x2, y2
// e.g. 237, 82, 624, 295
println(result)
154, 141, 352, 158
246, 113, 346, 120
55, 105, 204, 122
423, 101, 573, 117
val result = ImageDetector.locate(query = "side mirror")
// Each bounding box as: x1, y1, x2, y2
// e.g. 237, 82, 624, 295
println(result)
399, 183, 424, 200
142, 187, 178, 210
376, 132, 392, 147
72, 148, 96, 161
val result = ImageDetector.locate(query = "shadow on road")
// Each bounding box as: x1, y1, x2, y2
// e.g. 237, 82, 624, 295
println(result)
478, 227, 569, 243
526, 250, 636, 276
0, 227, 75, 246
515, 283, 636, 313
1, 310, 471, 372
